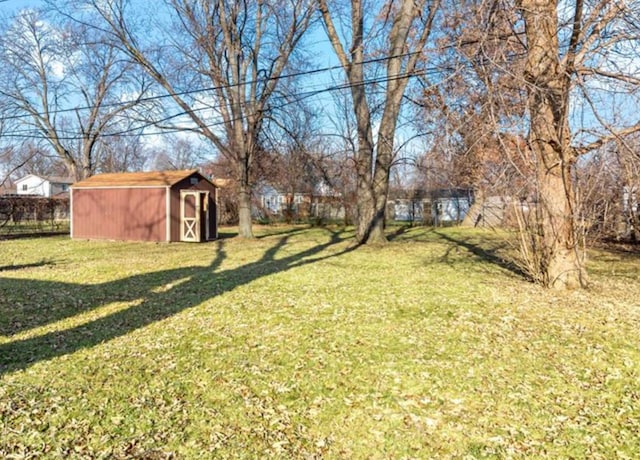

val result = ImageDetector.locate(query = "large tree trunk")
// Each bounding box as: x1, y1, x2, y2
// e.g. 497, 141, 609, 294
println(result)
462, 189, 485, 227
365, 125, 396, 244
353, 116, 376, 244
237, 154, 254, 239
354, 175, 387, 244
534, 164, 585, 288
355, 176, 375, 243
237, 183, 253, 239
367, 191, 388, 243
519, 0, 587, 289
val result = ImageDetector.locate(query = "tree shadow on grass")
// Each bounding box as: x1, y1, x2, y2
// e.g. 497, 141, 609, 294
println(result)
433, 230, 528, 279
255, 225, 311, 239
216, 229, 239, 239
0, 229, 352, 375
213, 225, 311, 240
0, 260, 55, 272
386, 225, 411, 241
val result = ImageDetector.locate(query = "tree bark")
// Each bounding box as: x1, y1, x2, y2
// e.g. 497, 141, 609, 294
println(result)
518, 0, 587, 289
238, 181, 253, 239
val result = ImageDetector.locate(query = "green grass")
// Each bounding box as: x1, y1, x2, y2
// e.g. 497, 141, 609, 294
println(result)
1, 225, 639, 458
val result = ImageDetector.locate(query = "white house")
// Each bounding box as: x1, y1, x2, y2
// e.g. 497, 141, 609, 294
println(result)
254, 183, 309, 215
15, 174, 74, 197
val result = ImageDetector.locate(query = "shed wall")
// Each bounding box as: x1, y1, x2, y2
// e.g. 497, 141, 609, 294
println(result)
72, 188, 167, 241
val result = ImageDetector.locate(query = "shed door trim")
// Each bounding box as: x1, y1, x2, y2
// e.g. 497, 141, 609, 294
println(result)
203, 191, 211, 240
180, 190, 201, 242
165, 187, 171, 242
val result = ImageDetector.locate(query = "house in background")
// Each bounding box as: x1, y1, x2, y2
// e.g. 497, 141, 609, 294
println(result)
389, 188, 474, 226
71, 170, 217, 242
310, 181, 345, 221
15, 174, 74, 197
255, 183, 311, 217
431, 188, 474, 226
388, 188, 429, 224
255, 181, 346, 221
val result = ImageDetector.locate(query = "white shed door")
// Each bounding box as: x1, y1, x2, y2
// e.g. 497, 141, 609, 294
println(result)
180, 191, 200, 242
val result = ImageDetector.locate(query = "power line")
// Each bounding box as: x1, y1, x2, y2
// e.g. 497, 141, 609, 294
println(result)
0, 49, 439, 122
0, 64, 457, 141
2, 36, 523, 142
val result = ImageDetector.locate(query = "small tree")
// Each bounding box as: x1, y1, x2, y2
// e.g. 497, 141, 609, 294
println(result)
152, 136, 206, 172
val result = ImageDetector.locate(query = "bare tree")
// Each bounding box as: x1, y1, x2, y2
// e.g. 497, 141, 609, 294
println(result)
1, 96, 65, 185
318, 0, 441, 244
262, 97, 326, 219
151, 136, 206, 171
1, 142, 68, 179
75, 0, 314, 238
407, 0, 530, 226
576, 136, 640, 243
420, 0, 640, 288
515, 0, 640, 289
95, 134, 150, 173
0, 9, 149, 179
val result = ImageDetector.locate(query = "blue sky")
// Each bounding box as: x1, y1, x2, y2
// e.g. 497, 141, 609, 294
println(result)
0, 0, 42, 15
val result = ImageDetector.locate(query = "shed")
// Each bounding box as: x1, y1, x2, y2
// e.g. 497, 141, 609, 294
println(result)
71, 170, 217, 242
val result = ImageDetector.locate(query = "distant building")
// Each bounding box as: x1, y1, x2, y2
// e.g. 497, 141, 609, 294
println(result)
255, 181, 345, 221
256, 184, 311, 215
389, 188, 474, 226
14, 174, 74, 197
310, 181, 345, 221
431, 188, 474, 226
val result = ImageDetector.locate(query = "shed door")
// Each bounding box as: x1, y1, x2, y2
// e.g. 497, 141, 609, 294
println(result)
180, 191, 200, 242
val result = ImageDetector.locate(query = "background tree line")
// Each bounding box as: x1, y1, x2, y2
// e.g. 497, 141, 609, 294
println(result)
1, 0, 640, 289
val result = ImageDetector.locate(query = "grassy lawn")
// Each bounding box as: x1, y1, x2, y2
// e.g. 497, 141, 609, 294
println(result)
1, 225, 639, 458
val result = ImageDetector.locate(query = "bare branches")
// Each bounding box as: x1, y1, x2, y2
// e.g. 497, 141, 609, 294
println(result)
0, 8, 148, 179
79, 0, 314, 237
576, 123, 640, 156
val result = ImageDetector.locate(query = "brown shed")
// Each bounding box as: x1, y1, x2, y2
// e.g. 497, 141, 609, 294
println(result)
71, 170, 218, 242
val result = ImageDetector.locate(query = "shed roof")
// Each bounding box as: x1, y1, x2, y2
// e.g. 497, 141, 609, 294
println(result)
72, 170, 209, 188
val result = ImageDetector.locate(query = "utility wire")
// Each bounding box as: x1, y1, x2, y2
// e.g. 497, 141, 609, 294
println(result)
1, 62, 462, 141
0, 49, 442, 122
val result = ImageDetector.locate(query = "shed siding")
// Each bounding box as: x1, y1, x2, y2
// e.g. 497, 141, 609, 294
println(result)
72, 188, 167, 241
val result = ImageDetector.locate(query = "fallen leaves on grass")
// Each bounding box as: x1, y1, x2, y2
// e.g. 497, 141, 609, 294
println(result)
0, 227, 639, 457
